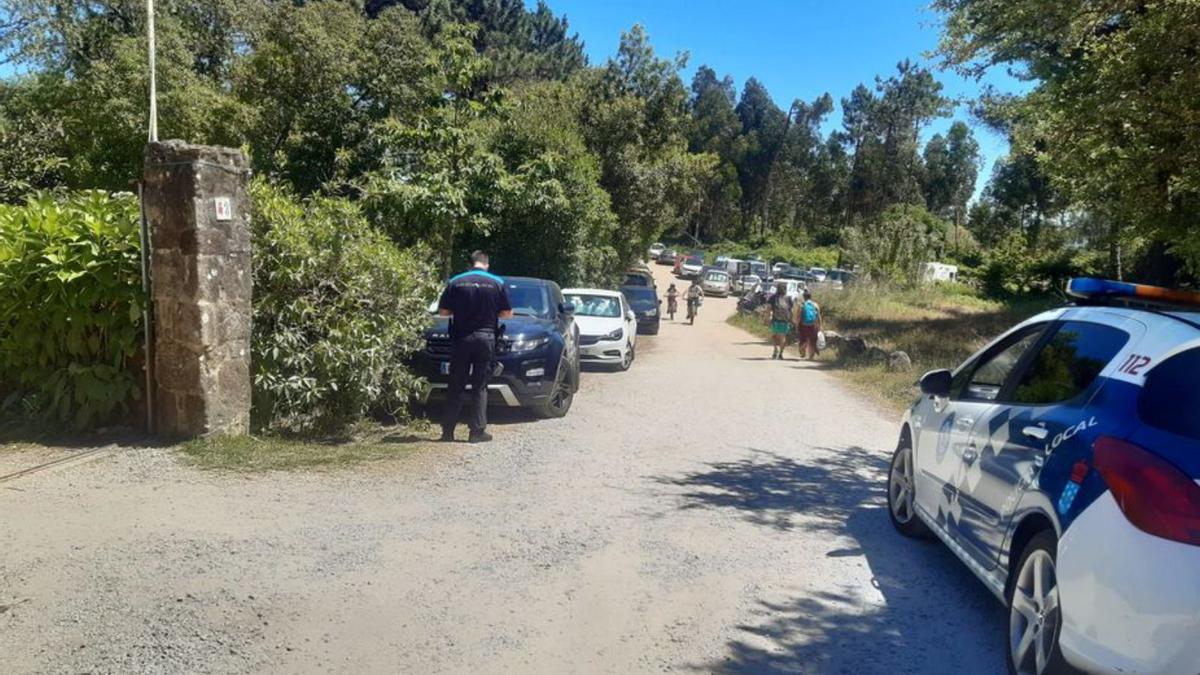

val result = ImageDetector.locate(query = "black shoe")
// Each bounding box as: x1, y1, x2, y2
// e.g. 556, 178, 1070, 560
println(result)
439, 428, 455, 442
468, 430, 493, 444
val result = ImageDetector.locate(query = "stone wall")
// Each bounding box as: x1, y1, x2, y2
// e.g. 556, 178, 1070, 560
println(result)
143, 141, 252, 437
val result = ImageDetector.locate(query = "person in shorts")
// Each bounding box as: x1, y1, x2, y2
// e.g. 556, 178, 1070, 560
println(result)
795, 288, 822, 360
768, 282, 794, 360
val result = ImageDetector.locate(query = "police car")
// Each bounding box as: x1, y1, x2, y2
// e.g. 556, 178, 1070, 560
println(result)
888, 278, 1200, 675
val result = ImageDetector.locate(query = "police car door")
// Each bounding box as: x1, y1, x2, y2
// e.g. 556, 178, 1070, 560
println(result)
956, 314, 1142, 570
915, 324, 1049, 539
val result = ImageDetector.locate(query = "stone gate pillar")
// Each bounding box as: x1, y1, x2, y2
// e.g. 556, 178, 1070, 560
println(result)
143, 141, 252, 437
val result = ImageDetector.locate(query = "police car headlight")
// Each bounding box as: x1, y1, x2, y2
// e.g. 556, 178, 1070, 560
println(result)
603, 328, 623, 341
509, 336, 549, 353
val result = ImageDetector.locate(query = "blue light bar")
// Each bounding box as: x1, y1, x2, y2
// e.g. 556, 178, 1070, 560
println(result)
1067, 277, 1200, 307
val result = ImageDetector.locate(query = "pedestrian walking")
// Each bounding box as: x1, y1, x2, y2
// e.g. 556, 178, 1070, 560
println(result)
437, 251, 512, 443
768, 281, 794, 360
795, 288, 822, 360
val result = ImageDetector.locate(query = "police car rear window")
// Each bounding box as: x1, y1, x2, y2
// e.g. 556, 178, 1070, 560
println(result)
1138, 347, 1200, 440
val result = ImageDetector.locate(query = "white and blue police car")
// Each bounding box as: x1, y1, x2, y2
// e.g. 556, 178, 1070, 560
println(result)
888, 278, 1200, 675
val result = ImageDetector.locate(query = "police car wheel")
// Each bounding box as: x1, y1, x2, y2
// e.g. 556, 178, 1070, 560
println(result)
887, 438, 930, 538
1006, 531, 1069, 675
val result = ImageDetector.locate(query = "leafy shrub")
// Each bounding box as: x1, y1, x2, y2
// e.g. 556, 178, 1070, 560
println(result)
250, 180, 437, 434
843, 204, 947, 283
0, 191, 144, 428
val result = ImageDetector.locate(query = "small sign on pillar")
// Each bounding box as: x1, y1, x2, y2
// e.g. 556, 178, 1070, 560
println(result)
214, 196, 233, 221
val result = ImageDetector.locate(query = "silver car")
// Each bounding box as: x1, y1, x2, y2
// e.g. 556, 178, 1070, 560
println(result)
701, 270, 731, 297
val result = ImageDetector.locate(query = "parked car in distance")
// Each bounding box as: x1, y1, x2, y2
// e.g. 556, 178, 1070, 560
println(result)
620, 285, 661, 335
679, 255, 705, 279
417, 276, 580, 418
701, 269, 732, 296
826, 268, 854, 289
624, 265, 655, 289
648, 242, 666, 260
749, 260, 770, 283
888, 277, 1200, 675
562, 288, 638, 371
771, 261, 788, 277
773, 278, 804, 300
658, 249, 678, 266
808, 267, 828, 283
775, 265, 809, 281
732, 273, 761, 295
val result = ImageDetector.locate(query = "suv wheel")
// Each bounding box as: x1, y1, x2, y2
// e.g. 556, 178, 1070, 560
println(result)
535, 360, 575, 418
887, 436, 930, 538
1006, 530, 1069, 675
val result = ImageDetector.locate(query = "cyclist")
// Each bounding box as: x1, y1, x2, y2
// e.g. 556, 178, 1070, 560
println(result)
666, 283, 679, 320
686, 279, 704, 324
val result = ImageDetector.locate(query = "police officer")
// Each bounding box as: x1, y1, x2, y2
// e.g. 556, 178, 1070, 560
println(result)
437, 251, 512, 443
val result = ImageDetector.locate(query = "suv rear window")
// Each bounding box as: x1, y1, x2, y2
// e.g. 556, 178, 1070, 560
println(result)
1138, 347, 1200, 440
1011, 321, 1128, 405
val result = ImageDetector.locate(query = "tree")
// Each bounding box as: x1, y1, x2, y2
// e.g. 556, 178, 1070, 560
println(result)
580, 24, 704, 262
843, 61, 951, 223
922, 120, 980, 255
935, 0, 1200, 277
361, 23, 502, 278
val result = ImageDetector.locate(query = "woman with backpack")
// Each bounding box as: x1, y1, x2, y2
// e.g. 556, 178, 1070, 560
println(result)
794, 289, 822, 360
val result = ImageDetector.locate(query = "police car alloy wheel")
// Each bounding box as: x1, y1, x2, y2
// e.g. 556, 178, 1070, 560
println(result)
887, 438, 929, 538
1006, 531, 1067, 675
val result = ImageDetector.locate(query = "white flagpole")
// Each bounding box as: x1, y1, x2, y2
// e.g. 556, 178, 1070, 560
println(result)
147, 0, 158, 142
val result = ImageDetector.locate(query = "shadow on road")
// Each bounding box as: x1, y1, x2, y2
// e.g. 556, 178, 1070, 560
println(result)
655, 446, 1004, 674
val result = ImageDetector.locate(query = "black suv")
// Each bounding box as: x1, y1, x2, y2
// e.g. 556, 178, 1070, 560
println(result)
620, 285, 661, 334
416, 277, 581, 418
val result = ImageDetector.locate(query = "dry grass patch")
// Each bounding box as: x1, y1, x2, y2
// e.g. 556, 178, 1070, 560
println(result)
731, 285, 1057, 412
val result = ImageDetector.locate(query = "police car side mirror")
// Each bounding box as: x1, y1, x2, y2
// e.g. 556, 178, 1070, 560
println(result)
918, 369, 953, 398
560, 302, 575, 314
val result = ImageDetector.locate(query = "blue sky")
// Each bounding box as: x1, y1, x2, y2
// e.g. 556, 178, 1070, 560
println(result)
535, 0, 1030, 198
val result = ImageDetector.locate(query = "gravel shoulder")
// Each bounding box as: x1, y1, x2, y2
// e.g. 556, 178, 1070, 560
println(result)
1, 267, 1004, 674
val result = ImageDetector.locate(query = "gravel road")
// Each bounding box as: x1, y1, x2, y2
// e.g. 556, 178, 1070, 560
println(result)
1, 266, 1005, 674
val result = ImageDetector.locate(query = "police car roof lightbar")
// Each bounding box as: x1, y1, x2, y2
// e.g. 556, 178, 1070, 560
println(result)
1067, 277, 1200, 309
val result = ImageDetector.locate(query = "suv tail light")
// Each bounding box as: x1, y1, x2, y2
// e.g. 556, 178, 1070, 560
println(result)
1093, 436, 1200, 546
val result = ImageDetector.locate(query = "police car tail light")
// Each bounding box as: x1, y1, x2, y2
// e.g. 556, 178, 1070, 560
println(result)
1094, 436, 1200, 546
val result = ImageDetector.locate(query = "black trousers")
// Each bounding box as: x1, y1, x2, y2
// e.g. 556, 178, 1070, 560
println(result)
442, 331, 495, 433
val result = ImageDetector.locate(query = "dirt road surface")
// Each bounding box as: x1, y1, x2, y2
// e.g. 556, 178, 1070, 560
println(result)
1, 266, 1004, 674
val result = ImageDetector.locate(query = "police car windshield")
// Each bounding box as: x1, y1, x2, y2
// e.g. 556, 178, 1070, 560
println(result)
565, 294, 620, 318
506, 282, 551, 318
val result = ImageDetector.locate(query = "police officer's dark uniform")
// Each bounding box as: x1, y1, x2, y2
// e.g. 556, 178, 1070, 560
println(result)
438, 265, 511, 442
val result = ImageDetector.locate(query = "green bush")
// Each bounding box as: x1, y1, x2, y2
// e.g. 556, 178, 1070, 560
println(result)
250, 180, 437, 434
0, 191, 144, 428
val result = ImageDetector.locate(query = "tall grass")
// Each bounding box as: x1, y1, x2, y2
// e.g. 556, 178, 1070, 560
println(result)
819, 283, 1057, 410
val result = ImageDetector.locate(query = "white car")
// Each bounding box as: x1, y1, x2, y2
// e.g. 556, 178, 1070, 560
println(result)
679, 256, 705, 279
648, 242, 666, 260
562, 288, 638, 371
808, 267, 828, 283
